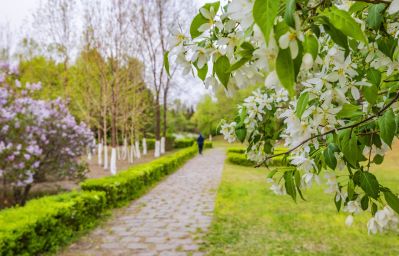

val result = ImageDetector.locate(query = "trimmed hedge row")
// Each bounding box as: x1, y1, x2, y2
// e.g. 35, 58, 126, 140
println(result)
0, 142, 213, 255
227, 147, 246, 154
174, 138, 195, 148
0, 191, 106, 256
81, 143, 212, 207
226, 147, 287, 167
226, 152, 255, 166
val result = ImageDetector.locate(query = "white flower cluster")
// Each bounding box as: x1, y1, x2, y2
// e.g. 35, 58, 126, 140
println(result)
368, 206, 399, 234
220, 121, 237, 143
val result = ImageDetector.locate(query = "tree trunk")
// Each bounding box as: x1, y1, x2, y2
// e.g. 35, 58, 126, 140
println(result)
110, 84, 117, 175
97, 127, 103, 166
163, 92, 167, 137
154, 95, 161, 158
155, 96, 161, 140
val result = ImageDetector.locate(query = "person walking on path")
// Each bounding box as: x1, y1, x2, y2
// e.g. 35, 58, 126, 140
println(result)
197, 133, 204, 155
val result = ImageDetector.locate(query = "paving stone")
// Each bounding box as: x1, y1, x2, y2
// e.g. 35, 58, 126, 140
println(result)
59, 149, 225, 255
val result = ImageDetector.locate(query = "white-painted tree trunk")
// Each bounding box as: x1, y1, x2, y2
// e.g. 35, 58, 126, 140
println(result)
129, 145, 134, 163
209, 134, 212, 141
103, 144, 108, 170
110, 147, 117, 175
160, 137, 165, 154
97, 142, 103, 166
135, 140, 141, 159
87, 149, 92, 161
142, 138, 147, 155
122, 138, 128, 160
154, 140, 161, 158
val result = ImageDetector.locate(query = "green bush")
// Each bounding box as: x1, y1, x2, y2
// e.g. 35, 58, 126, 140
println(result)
226, 147, 287, 167
174, 139, 213, 149
146, 138, 155, 150
227, 152, 255, 166
0, 191, 106, 256
174, 138, 195, 148
227, 147, 246, 154
204, 141, 213, 148
81, 145, 202, 207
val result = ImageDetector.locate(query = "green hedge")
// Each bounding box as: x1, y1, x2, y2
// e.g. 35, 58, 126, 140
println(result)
205, 141, 213, 148
227, 147, 246, 154
174, 138, 195, 148
80, 144, 211, 207
227, 152, 255, 166
174, 139, 213, 149
226, 147, 287, 167
0, 143, 214, 255
0, 191, 106, 256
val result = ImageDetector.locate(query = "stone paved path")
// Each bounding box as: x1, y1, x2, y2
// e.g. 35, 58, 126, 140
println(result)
60, 148, 225, 256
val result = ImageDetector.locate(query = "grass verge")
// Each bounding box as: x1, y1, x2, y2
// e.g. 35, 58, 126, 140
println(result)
203, 161, 399, 256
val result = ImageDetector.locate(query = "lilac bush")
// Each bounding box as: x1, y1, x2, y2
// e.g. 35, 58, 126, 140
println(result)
0, 63, 94, 206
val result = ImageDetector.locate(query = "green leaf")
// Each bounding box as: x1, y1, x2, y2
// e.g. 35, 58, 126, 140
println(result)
367, 4, 386, 30
214, 56, 231, 87
284, 0, 296, 28
359, 171, 380, 199
303, 34, 319, 60
378, 108, 397, 147
322, 21, 349, 51
229, 58, 250, 72
163, 51, 170, 77
276, 48, 295, 96
253, 0, 280, 44
267, 169, 278, 179
296, 92, 309, 118
362, 85, 378, 104
190, 1, 220, 39
235, 127, 247, 142
334, 193, 342, 212
324, 143, 339, 170
383, 190, 399, 215
341, 132, 360, 167
321, 6, 367, 43
348, 179, 355, 200
294, 170, 306, 201
377, 36, 397, 59
337, 104, 363, 119
371, 202, 378, 215
367, 68, 381, 87
361, 195, 369, 210
274, 21, 290, 43
190, 14, 208, 39
373, 154, 384, 164
349, 2, 369, 14
195, 63, 208, 81
284, 170, 296, 202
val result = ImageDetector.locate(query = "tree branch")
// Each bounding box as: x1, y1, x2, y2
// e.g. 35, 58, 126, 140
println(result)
351, 0, 391, 4
255, 91, 399, 167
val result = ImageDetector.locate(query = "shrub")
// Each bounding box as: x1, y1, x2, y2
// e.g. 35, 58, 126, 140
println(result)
227, 147, 246, 154
0, 191, 106, 255
80, 145, 204, 207
205, 141, 213, 148
174, 138, 195, 148
0, 65, 94, 206
227, 152, 255, 166
146, 138, 155, 150
227, 147, 287, 167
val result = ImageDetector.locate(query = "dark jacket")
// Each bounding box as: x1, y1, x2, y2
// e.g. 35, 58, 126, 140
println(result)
197, 134, 204, 145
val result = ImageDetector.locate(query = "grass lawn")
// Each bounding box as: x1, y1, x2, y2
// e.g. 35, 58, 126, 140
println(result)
203, 144, 399, 255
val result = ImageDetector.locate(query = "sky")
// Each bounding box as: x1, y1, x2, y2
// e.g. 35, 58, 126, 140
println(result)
0, 0, 214, 106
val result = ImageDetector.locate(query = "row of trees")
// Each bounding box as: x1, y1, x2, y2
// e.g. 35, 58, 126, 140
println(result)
0, 0, 195, 175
